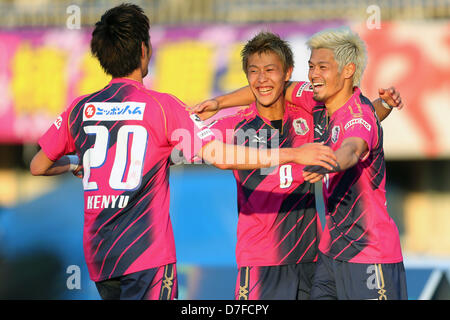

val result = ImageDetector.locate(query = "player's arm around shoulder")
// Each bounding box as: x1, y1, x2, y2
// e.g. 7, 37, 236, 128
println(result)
192, 80, 303, 116
284, 81, 301, 103
189, 86, 256, 121
198, 139, 337, 171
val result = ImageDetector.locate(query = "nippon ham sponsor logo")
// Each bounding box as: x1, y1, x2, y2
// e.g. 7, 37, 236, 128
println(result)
344, 118, 371, 132
83, 102, 146, 121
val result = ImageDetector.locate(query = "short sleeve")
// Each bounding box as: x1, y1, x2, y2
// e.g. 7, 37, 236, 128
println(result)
38, 108, 76, 161
163, 94, 216, 161
206, 109, 243, 145
340, 106, 378, 161
290, 81, 316, 113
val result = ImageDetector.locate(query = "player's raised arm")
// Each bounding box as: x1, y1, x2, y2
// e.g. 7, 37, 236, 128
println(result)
197, 140, 337, 171
371, 86, 404, 121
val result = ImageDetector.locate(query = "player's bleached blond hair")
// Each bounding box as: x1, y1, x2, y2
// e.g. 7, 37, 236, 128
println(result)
306, 27, 367, 87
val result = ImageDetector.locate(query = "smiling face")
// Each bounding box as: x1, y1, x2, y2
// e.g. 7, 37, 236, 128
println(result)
308, 48, 348, 105
246, 50, 292, 109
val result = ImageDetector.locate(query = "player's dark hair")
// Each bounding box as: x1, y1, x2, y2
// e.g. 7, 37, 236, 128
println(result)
241, 31, 294, 74
91, 3, 150, 78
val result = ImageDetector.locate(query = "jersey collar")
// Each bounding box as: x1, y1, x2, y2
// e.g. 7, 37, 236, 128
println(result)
110, 77, 145, 89
249, 101, 290, 129
330, 86, 362, 120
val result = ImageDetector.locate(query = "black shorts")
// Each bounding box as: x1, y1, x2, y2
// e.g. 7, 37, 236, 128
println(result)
236, 263, 316, 300
95, 263, 177, 300
310, 253, 408, 300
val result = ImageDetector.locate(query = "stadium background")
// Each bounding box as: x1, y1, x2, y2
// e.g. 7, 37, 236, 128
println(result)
0, 0, 449, 299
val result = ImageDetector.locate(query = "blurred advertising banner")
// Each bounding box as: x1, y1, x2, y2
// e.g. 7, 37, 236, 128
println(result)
356, 22, 450, 160
0, 21, 448, 159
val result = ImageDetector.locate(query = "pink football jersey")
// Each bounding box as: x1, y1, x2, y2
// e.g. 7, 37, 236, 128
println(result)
208, 101, 321, 268
39, 78, 215, 281
311, 87, 403, 263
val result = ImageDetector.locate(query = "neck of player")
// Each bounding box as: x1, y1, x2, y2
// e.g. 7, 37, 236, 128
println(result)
255, 96, 285, 121
325, 82, 354, 117
121, 69, 144, 84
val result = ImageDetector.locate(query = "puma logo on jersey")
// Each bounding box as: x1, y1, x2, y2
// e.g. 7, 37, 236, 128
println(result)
251, 135, 266, 145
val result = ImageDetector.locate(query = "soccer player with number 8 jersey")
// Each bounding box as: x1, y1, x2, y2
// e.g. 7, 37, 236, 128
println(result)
203, 33, 322, 300
29, 4, 338, 300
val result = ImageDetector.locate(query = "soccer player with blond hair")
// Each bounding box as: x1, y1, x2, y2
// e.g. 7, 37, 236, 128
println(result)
303, 27, 407, 300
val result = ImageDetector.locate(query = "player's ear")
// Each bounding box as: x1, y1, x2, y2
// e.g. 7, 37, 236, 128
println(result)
343, 62, 356, 80
141, 42, 152, 60
284, 66, 293, 82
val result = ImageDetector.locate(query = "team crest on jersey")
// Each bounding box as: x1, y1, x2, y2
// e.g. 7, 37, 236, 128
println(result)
293, 118, 309, 135
295, 82, 313, 97
331, 125, 340, 143
53, 116, 63, 130
83, 102, 146, 121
